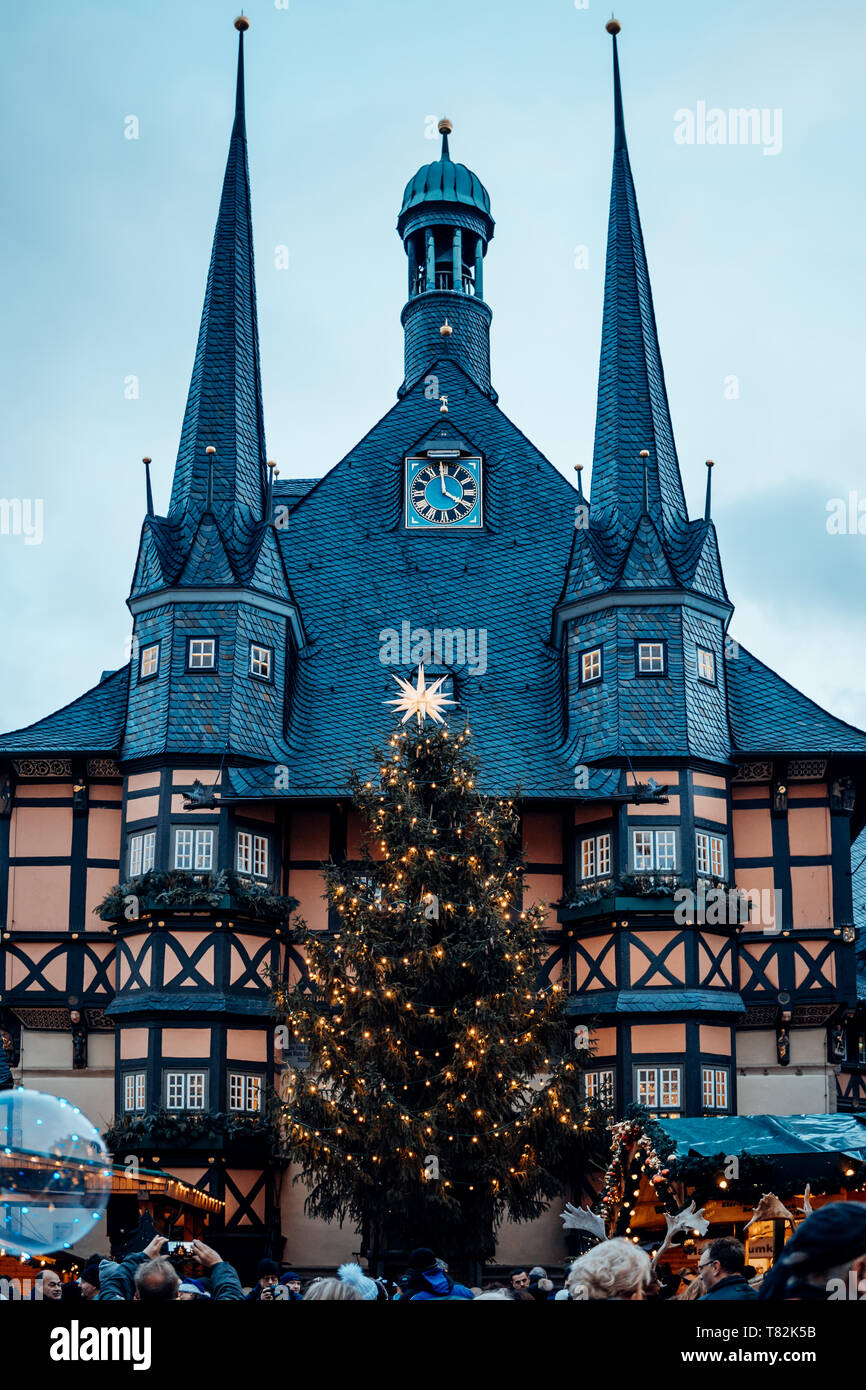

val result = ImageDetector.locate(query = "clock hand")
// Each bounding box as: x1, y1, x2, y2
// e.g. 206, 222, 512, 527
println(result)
439, 463, 459, 501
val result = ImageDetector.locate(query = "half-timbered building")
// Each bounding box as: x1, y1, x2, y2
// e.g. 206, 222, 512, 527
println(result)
1, 20, 865, 1270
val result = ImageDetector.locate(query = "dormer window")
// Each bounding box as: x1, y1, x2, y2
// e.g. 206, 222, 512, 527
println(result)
697, 647, 716, 684
249, 642, 273, 681
636, 640, 667, 676
187, 637, 217, 671
580, 647, 602, 686
139, 643, 160, 681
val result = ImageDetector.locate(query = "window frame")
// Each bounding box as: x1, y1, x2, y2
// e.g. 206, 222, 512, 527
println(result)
631, 828, 678, 874
696, 646, 716, 685
584, 1068, 615, 1104
702, 1065, 730, 1112
173, 826, 215, 873
237, 830, 270, 881
249, 642, 274, 683
164, 1070, 207, 1112
579, 645, 603, 687
635, 640, 668, 678
635, 1064, 682, 1115
139, 642, 160, 682
696, 830, 726, 880
185, 636, 218, 673
128, 829, 156, 878
580, 831, 612, 881
123, 1071, 146, 1113
228, 1071, 264, 1114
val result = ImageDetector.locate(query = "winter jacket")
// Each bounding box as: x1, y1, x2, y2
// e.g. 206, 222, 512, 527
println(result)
701, 1274, 758, 1302
98, 1250, 244, 1300
403, 1267, 474, 1301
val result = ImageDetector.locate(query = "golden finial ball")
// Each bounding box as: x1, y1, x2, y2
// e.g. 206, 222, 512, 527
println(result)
205, 445, 216, 456
440, 318, 453, 337
606, 18, 621, 35
234, 15, 250, 32
574, 463, 584, 473
142, 456, 152, 465
706, 458, 715, 468
267, 460, 277, 471
438, 118, 453, 135
639, 449, 650, 459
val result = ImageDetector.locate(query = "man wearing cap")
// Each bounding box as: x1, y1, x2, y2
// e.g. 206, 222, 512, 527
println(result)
245, 1257, 280, 1300
278, 1270, 304, 1300
759, 1201, 866, 1300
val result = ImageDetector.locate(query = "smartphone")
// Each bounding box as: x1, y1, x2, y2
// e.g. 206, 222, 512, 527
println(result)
166, 1241, 195, 1257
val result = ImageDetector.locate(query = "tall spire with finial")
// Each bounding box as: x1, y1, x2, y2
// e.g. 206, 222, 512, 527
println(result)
167, 15, 267, 550
589, 20, 687, 541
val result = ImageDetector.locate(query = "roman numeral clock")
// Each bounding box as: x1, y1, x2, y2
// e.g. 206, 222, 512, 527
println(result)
405, 452, 483, 529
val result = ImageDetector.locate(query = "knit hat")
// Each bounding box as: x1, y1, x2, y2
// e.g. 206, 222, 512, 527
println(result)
257, 1258, 279, 1278
759, 1202, 866, 1300
280, 1270, 302, 1284
178, 1278, 210, 1298
337, 1262, 379, 1300
408, 1247, 437, 1272
80, 1261, 100, 1289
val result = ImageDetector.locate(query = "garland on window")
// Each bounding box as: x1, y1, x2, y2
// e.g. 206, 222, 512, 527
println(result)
95, 870, 298, 924
104, 1107, 280, 1151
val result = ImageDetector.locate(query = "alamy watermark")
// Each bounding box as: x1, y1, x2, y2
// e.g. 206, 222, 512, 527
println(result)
674, 103, 783, 157
379, 622, 488, 676
0, 498, 43, 545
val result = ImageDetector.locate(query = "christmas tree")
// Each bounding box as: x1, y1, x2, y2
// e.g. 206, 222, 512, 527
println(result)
274, 698, 607, 1276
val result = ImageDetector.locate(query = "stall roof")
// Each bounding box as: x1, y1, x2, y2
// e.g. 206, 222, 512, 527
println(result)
657, 1114, 866, 1163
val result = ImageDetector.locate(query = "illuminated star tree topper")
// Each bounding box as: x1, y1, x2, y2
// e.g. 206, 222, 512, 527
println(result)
386, 664, 455, 727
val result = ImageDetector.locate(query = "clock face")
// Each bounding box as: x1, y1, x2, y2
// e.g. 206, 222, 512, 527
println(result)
405, 455, 483, 529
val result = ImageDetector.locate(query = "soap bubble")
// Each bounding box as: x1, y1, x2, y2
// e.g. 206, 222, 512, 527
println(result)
0, 1089, 112, 1257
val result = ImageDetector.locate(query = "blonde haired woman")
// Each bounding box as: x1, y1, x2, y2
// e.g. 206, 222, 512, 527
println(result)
565, 1239, 652, 1301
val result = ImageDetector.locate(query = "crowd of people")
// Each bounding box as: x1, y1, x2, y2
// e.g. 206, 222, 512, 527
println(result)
10, 1201, 865, 1302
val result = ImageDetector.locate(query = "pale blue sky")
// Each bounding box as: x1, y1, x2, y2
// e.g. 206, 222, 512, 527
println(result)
1, 0, 865, 734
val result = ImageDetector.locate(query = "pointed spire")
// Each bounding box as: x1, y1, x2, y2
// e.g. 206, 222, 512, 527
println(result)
589, 21, 688, 544
574, 463, 585, 502
607, 19, 626, 151
167, 15, 267, 551
704, 459, 714, 521
142, 457, 154, 517
639, 449, 649, 516
205, 445, 216, 513
438, 117, 453, 160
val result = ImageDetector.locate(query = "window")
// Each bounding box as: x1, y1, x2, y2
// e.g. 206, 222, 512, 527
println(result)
580, 647, 602, 685
636, 641, 666, 676
128, 830, 156, 877
585, 1069, 614, 1103
697, 647, 715, 684
702, 1066, 729, 1111
228, 1072, 263, 1114
632, 828, 677, 873
857, 1033, 866, 1066
237, 831, 269, 879
249, 643, 273, 681
139, 643, 160, 681
581, 832, 611, 880
173, 827, 214, 872
123, 1072, 146, 1112
696, 831, 725, 879
187, 637, 216, 670
636, 1066, 681, 1113
165, 1071, 206, 1111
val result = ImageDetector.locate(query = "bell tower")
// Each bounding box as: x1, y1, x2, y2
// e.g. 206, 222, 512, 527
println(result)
397, 119, 497, 401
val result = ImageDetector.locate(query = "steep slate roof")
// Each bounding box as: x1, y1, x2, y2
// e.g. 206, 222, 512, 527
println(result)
0, 666, 129, 755
166, 26, 267, 556
588, 31, 686, 547
726, 646, 866, 756
3, 26, 866, 808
